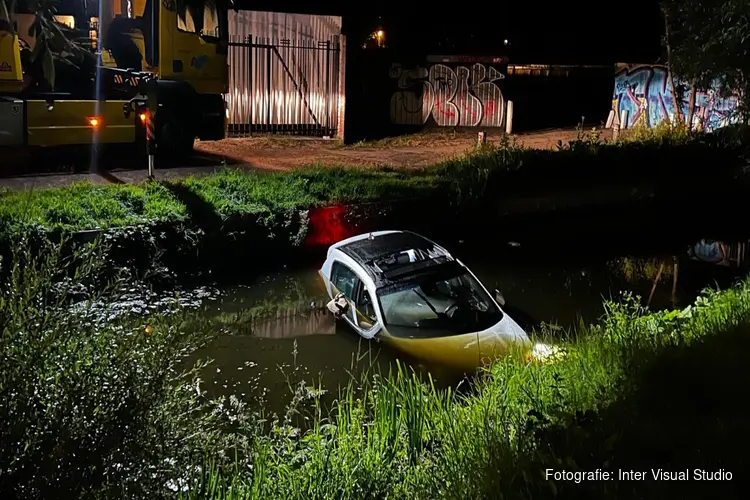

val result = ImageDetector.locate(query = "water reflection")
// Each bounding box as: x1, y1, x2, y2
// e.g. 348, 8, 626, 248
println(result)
194, 320, 398, 416
688, 239, 747, 267
247, 307, 336, 338
189, 235, 748, 415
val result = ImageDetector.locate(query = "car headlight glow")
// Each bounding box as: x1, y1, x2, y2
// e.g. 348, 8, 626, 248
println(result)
531, 342, 565, 364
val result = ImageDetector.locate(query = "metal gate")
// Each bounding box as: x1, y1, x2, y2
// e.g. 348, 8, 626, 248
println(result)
227, 35, 341, 137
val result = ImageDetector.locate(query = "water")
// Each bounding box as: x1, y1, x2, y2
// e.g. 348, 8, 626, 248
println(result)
190, 233, 748, 417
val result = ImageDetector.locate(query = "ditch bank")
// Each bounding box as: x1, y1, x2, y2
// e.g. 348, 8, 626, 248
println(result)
0, 129, 747, 283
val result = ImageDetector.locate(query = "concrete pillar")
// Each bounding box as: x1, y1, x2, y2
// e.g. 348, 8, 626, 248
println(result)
620, 109, 629, 130
336, 34, 347, 142
605, 110, 615, 128
505, 100, 514, 134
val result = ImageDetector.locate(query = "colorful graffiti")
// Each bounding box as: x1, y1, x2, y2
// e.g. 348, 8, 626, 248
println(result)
389, 62, 506, 127
612, 64, 741, 132
688, 239, 747, 267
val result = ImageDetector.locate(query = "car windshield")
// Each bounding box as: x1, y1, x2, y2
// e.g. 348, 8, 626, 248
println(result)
377, 265, 503, 338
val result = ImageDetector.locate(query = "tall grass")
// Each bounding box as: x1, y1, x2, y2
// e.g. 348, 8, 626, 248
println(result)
2, 242, 750, 498
178, 280, 750, 499
0, 240, 238, 499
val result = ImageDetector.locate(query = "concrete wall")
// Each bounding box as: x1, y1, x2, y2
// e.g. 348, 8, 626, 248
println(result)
344, 49, 614, 142
610, 63, 741, 132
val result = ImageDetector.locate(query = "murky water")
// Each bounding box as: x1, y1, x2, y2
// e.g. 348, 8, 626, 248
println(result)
191, 233, 748, 416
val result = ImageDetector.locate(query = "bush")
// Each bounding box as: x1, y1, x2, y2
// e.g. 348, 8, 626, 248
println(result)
0, 240, 230, 499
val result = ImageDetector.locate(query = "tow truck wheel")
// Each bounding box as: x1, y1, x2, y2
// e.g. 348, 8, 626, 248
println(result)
157, 114, 195, 161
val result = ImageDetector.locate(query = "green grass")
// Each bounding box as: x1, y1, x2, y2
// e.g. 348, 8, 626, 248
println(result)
0, 167, 446, 235
175, 282, 750, 499
1, 124, 745, 239
3, 237, 750, 499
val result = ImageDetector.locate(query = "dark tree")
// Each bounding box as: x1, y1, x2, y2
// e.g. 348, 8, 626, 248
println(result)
662, 0, 750, 121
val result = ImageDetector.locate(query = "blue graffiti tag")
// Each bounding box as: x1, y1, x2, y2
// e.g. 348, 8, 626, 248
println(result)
191, 55, 208, 69
612, 64, 740, 132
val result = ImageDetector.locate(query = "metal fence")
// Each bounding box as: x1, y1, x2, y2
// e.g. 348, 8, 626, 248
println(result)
227, 35, 341, 137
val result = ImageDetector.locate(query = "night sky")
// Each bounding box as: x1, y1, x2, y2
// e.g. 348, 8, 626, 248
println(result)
235, 1, 665, 65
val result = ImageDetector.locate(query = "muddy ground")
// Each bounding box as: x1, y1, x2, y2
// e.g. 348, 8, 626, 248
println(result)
195, 128, 611, 170
0, 128, 611, 191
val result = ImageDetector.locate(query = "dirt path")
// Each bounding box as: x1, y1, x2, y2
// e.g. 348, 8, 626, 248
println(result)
0, 128, 610, 191
196, 128, 609, 170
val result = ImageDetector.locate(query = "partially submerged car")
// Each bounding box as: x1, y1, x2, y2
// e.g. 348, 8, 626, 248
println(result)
319, 230, 532, 371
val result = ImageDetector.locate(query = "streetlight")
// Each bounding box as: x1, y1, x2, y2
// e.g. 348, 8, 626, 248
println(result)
376, 30, 384, 46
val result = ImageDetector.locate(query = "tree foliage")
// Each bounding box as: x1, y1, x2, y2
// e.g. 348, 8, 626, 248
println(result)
662, 0, 750, 114
1, 0, 93, 89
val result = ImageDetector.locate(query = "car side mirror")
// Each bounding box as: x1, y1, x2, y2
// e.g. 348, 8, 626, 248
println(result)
494, 288, 506, 307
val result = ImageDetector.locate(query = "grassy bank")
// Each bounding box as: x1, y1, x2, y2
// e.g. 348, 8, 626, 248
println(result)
0, 125, 746, 237
181, 286, 750, 500
2, 241, 749, 499
0, 126, 745, 283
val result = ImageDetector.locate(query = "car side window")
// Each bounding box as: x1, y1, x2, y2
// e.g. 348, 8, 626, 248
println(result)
331, 261, 357, 298
354, 280, 377, 326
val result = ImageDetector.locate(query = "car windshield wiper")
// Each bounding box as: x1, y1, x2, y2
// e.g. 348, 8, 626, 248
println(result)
413, 289, 441, 317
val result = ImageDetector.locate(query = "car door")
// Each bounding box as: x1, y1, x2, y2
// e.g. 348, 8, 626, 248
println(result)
352, 279, 378, 331
330, 261, 382, 339
330, 261, 358, 325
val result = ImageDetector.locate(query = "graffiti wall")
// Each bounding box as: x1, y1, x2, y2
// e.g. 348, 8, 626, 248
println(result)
389, 56, 508, 128
688, 239, 747, 267
612, 64, 741, 132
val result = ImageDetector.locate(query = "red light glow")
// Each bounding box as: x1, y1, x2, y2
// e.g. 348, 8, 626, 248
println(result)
304, 205, 357, 247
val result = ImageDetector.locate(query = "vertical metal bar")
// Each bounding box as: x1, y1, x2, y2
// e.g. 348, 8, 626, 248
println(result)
148, 152, 155, 178
146, 113, 155, 178
266, 40, 272, 129
247, 33, 255, 137
325, 40, 331, 134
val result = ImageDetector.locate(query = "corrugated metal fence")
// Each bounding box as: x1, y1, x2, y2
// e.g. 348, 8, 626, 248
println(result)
227, 33, 341, 137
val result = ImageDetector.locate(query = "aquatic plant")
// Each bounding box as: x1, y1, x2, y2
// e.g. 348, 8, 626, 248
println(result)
608, 256, 674, 283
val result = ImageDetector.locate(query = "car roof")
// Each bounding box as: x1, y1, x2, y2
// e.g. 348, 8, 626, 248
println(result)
333, 231, 454, 288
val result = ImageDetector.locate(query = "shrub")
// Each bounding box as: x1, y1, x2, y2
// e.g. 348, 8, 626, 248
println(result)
0, 240, 229, 499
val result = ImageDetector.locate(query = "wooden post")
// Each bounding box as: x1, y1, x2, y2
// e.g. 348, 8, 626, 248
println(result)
505, 100, 514, 134
647, 262, 665, 308
335, 34, 347, 142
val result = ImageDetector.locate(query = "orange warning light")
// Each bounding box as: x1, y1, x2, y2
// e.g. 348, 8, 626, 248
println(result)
88, 117, 100, 127
139, 112, 148, 123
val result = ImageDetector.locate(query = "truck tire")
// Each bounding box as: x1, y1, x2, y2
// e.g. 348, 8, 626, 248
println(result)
157, 113, 195, 161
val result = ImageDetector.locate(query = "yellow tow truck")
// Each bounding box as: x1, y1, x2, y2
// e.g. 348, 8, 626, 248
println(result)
0, 0, 230, 159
